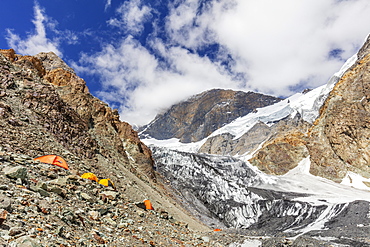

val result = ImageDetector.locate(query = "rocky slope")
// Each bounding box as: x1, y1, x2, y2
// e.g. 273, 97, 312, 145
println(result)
1, 49, 249, 246
0, 49, 154, 183
0, 151, 254, 246
140, 89, 281, 143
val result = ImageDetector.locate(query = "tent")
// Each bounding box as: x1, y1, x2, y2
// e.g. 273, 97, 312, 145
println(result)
144, 199, 154, 210
81, 173, 98, 182
33, 155, 69, 170
98, 179, 116, 189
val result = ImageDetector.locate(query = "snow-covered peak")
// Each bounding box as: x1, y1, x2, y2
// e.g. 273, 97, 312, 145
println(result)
142, 51, 358, 154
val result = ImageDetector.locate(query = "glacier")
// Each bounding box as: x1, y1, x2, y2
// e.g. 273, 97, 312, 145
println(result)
142, 50, 370, 244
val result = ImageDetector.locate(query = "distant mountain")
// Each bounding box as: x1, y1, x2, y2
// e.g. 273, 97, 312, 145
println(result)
142, 35, 370, 246
140, 89, 281, 143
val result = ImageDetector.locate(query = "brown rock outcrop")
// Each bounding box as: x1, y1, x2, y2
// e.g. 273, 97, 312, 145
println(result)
307, 50, 370, 182
0, 49, 16, 62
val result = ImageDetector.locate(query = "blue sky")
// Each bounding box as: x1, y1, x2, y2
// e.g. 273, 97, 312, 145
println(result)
1, 0, 370, 126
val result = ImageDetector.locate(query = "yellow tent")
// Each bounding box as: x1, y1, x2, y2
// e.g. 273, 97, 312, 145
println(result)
81, 173, 99, 182
98, 178, 116, 189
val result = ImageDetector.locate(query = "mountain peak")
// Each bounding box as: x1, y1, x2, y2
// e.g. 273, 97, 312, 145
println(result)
140, 88, 282, 143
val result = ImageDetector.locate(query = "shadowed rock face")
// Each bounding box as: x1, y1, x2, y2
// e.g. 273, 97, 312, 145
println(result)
0, 50, 155, 181
140, 89, 281, 143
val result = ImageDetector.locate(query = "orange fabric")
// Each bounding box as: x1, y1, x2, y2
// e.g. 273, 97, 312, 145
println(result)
81, 173, 99, 182
144, 199, 154, 210
34, 155, 69, 170
213, 229, 222, 232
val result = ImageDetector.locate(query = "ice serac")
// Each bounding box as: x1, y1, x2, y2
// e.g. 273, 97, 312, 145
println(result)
151, 146, 370, 245
140, 89, 281, 143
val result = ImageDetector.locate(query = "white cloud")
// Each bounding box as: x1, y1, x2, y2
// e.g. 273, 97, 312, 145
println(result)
77, 36, 242, 125
78, 0, 370, 126
105, 0, 112, 11
202, 0, 370, 95
107, 0, 151, 34
6, 3, 62, 56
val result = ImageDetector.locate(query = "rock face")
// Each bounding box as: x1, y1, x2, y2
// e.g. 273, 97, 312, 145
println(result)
140, 89, 281, 143
308, 41, 370, 181
0, 50, 154, 182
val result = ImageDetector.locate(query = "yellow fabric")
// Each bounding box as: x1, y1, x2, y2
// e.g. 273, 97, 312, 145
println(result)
98, 178, 115, 189
81, 173, 99, 182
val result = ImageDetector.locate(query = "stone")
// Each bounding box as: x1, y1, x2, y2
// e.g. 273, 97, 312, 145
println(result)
201, 236, 210, 242
3, 166, 27, 179
9, 227, 24, 236
99, 191, 118, 200
80, 192, 93, 201
0, 196, 12, 211
0, 209, 8, 225
10, 236, 42, 247
88, 210, 100, 220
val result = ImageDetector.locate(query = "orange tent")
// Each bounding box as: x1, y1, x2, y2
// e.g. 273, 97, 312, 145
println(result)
213, 229, 222, 232
33, 155, 69, 170
144, 199, 154, 210
81, 173, 98, 182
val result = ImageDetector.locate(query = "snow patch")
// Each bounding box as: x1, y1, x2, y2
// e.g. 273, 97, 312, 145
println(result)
341, 171, 370, 191
229, 239, 262, 247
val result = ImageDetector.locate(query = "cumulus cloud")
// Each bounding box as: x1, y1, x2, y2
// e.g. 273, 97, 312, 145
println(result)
166, 0, 370, 96
78, 0, 370, 126
77, 36, 241, 125
6, 3, 62, 56
107, 0, 151, 34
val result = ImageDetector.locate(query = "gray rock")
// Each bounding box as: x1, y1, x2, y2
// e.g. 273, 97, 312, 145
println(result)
3, 166, 27, 179
9, 235, 41, 247
9, 227, 24, 236
0, 195, 12, 211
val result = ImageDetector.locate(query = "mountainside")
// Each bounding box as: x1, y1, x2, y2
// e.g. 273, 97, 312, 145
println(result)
3, 34, 370, 246
1, 49, 247, 246
0, 49, 154, 182
142, 35, 370, 246
140, 89, 281, 143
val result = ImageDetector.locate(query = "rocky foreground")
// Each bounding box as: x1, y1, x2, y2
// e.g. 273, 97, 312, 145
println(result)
0, 151, 253, 246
